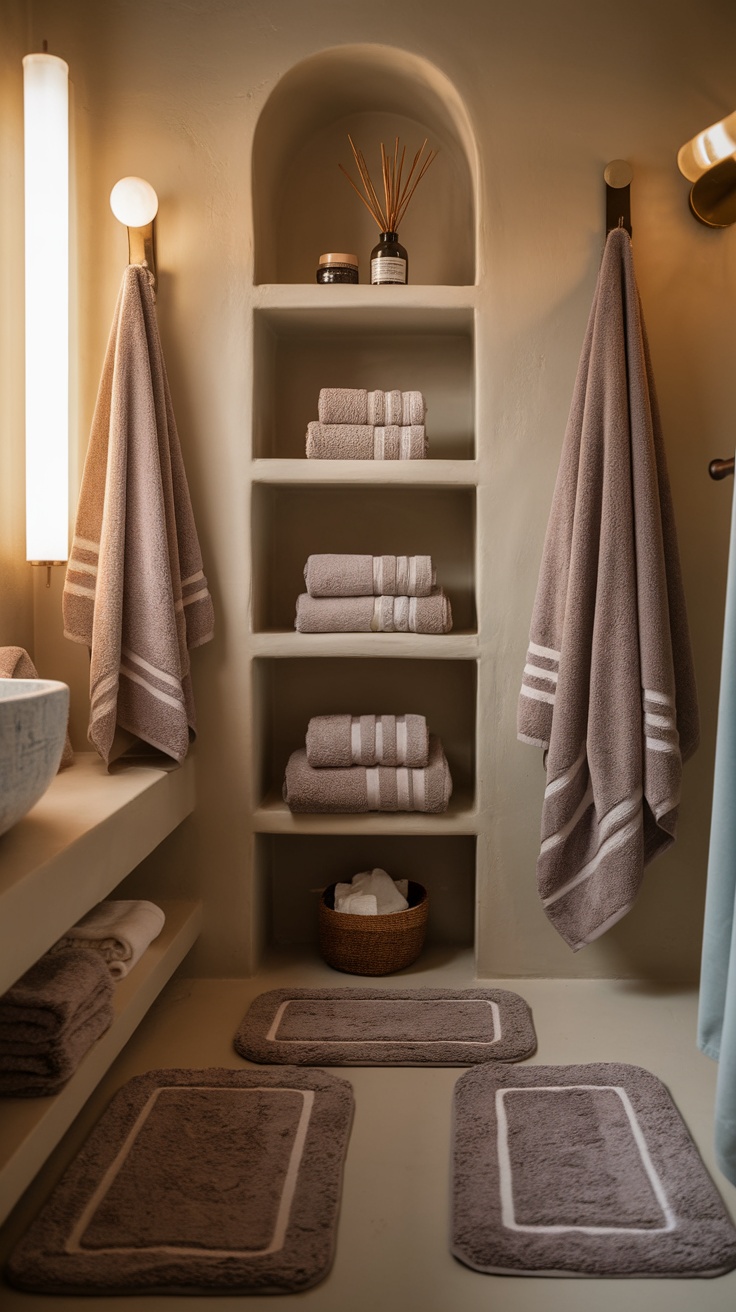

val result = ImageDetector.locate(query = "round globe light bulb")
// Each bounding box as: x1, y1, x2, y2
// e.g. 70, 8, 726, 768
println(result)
110, 176, 158, 227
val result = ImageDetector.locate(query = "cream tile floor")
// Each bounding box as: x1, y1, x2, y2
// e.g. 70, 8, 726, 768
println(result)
1, 949, 735, 1312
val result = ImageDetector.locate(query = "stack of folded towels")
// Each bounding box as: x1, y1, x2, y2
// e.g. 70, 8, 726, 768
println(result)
0, 950, 114, 1097
48, 900, 166, 979
335, 868, 409, 915
283, 713, 452, 813
296, 553, 453, 634
307, 388, 428, 460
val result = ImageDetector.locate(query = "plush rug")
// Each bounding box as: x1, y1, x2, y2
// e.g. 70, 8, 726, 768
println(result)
452, 1061, 736, 1278
235, 987, 536, 1066
6, 1067, 354, 1296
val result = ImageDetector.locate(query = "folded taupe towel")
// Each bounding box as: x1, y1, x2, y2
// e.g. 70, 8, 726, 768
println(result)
517, 227, 699, 951
306, 714, 430, 768
295, 591, 452, 634
0, 648, 73, 769
0, 1000, 114, 1097
304, 554, 436, 598
62, 264, 215, 766
0, 949, 114, 1043
49, 900, 165, 979
318, 389, 426, 426
306, 422, 427, 460
283, 734, 452, 813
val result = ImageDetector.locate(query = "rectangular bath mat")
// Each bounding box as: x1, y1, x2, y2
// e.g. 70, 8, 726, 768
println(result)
452, 1062, 736, 1278
6, 1066, 354, 1297
235, 987, 536, 1066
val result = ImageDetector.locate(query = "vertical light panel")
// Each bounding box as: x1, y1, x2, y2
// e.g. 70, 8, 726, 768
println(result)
23, 52, 69, 563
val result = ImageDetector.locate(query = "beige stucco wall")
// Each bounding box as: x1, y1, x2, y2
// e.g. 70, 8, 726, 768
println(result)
8, 0, 736, 978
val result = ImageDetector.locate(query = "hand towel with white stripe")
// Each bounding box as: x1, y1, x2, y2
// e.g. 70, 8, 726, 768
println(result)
62, 265, 214, 764
517, 227, 699, 951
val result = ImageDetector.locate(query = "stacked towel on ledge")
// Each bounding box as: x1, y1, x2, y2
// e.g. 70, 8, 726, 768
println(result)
48, 900, 165, 979
304, 554, 436, 598
306, 713, 429, 768
318, 389, 426, 426
295, 592, 452, 634
0, 950, 114, 1097
284, 733, 452, 813
306, 423, 427, 461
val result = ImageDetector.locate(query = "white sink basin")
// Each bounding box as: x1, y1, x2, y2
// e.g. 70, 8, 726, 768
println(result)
0, 679, 70, 837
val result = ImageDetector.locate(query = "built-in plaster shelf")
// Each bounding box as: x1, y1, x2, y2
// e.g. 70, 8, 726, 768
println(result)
252, 283, 478, 322
0, 899, 201, 1225
249, 633, 480, 659
0, 753, 196, 995
253, 790, 478, 835
251, 459, 479, 485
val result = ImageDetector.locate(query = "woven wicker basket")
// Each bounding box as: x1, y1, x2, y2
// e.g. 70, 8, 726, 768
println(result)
318, 880, 428, 976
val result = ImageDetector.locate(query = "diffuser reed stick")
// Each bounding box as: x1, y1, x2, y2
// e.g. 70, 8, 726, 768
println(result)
339, 134, 438, 233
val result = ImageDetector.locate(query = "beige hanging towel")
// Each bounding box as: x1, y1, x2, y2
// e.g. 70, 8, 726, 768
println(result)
517, 227, 699, 951
63, 265, 214, 765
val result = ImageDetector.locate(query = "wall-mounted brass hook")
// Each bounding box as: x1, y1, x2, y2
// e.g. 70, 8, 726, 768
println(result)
604, 160, 633, 237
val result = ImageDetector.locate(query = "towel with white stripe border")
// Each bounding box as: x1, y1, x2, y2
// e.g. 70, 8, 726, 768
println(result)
517, 227, 699, 951
63, 264, 214, 764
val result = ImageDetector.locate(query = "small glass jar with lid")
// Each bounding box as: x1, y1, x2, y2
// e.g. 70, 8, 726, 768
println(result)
316, 252, 359, 284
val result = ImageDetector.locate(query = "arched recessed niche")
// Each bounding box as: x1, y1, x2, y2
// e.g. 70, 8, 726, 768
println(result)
252, 45, 478, 285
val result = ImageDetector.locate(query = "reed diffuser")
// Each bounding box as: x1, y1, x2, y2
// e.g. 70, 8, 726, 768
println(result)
339, 135, 438, 285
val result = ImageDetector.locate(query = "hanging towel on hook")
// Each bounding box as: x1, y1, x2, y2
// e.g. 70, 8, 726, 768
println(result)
517, 227, 699, 950
698, 463, 736, 1187
63, 265, 214, 764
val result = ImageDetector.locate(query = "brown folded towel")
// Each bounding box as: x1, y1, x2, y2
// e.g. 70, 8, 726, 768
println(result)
0, 1002, 114, 1097
295, 591, 452, 634
283, 734, 452, 813
306, 714, 430, 768
304, 554, 436, 598
0, 949, 113, 1043
318, 389, 426, 426
62, 264, 215, 765
306, 422, 427, 460
0, 648, 73, 768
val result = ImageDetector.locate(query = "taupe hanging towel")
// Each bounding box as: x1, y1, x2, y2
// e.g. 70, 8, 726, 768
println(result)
518, 228, 698, 950
63, 265, 214, 764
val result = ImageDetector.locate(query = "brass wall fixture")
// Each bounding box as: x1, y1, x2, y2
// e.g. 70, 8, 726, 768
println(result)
709, 457, 735, 481
109, 176, 158, 286
678, 111, 736, 227
604, 159, 632, 236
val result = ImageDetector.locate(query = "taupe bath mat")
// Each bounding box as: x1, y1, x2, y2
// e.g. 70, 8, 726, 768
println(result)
235, 987, 536, 1066
452, 1062, 736, 1279
6, 1067, 354, 1296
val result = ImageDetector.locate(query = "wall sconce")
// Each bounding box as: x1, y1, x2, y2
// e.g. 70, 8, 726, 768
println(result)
677, 110, 736, 227
23, 49, 69, 574
110, 176, 158, 286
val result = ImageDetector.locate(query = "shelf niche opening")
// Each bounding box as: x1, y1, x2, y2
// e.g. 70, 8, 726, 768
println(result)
251, 482, 476, 633
251, 656, 477, 813
252, 45, 478, 286
255, 833, 476, 957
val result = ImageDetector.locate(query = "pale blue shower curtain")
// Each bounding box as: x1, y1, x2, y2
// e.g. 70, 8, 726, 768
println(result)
698, 461, 736, 1187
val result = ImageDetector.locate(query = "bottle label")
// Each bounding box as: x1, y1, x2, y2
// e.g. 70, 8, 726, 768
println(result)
371, 257, 407, 284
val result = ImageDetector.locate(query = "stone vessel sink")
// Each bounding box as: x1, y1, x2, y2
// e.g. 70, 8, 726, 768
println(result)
0, 679, 70, 838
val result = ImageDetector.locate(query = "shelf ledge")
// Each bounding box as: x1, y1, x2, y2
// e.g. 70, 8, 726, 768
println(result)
0, 754, 196, 995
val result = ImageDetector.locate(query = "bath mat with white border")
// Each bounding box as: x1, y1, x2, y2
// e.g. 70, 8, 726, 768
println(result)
451, 1061, 736, 1278
235, 987, 536, 1066
6, 1066, 354, 1297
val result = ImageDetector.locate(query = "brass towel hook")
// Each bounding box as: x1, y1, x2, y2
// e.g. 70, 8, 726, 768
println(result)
604, 160, 633, 237
709, 457, 735, 480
